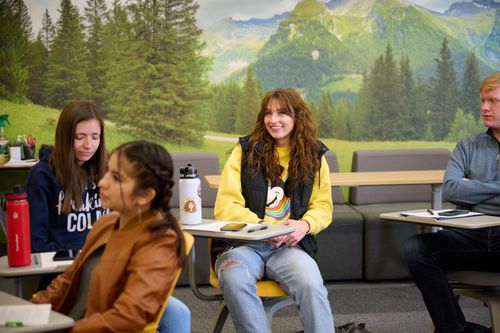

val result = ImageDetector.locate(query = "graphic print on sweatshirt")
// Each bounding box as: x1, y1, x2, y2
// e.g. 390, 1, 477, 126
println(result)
56, 182, 109, 232
265, 167, 290, 220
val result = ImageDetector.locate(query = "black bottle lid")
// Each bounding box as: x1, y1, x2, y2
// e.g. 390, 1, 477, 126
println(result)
180, 164, 198, 178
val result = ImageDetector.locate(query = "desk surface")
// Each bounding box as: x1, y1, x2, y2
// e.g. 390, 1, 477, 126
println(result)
181, 219, 295, 240
0, 291, 74, 333
0, 253, 69, 278
205, 170, 445, 189
380, 210, 500, 229
0, 161, 38, 170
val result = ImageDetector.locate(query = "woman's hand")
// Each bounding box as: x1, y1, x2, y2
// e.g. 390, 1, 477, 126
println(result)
268, 219, 310, 248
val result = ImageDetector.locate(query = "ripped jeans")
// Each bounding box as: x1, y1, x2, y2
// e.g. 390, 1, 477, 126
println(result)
214, 242, 335, 333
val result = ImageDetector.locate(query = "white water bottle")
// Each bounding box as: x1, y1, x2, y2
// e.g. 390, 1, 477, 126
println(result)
179, 164, 202, 225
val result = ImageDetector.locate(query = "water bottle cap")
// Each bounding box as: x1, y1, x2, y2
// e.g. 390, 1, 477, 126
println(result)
6, 185, 27, 200
180, 164, 198, 178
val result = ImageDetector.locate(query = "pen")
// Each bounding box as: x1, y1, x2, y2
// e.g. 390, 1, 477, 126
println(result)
247, 226, 268, 233
427, 209, 434, 215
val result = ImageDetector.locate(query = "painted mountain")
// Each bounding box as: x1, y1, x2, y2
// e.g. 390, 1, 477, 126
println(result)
202, 0, 499, 100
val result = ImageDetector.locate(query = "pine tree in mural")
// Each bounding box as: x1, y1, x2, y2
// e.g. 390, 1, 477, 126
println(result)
211, 82, 240, 133
334, 98, 350, 140
367, 44, 400, 140
235, 66, 262, 134
84, 0, 107, 108
318, 92, 334, 138
398, 54, 422, 140
352, 72, 370, 140
446, 109, 483, 142
46, 0, 90, 108
26, 35, 49, 105
460, 51, 480, 119
40, 9, 56, 50
100, 0, 136, 119
27, 9, 54, 105
429, 37, 458, 140
0, 0, 31, 102
104, 0, 209, 145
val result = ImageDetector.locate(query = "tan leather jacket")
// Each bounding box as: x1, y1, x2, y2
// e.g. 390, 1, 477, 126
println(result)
32, 210, 180, 333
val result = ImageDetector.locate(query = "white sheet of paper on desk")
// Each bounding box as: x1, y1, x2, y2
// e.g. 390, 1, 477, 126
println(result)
39, 252, 73, 268
0, 304, 51, 325
401, 210, 484, 219
182, 221, 250, 232
3, 159, 39, 167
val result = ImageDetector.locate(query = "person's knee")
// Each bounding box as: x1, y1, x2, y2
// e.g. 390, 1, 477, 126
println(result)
218, 259, 247, 289
404, 234, 428, 264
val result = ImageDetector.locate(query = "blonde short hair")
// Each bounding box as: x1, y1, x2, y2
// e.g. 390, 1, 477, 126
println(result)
480, 72, 500, 94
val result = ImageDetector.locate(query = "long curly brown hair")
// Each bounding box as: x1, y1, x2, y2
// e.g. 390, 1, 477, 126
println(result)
246, 88, 320, 185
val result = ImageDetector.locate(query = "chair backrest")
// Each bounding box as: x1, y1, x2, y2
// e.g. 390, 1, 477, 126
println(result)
324, 151, 344, 204
140, 231, 195, 333
349, 148, 451, 205
170, 153, 221, 208
207, 239, 287, 297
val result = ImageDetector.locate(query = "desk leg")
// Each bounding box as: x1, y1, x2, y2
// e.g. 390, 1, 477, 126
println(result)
431, 184, 442, 210
431, 184, 443, 233
187, 242, 222, 302
15, 277, 23, 298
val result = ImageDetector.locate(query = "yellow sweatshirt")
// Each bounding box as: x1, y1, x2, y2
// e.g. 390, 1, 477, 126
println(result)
214, 144, 333, 235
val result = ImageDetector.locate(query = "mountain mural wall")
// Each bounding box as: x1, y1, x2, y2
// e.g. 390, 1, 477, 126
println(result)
203, 0, 499, 100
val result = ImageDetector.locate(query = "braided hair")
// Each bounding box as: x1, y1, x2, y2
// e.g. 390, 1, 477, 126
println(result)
113, 141, 186, 267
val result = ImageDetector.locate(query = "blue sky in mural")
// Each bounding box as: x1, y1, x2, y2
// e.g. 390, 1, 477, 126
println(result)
26, 0, 460, 33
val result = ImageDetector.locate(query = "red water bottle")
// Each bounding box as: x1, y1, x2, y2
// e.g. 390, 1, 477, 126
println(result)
5, 185, 31, 267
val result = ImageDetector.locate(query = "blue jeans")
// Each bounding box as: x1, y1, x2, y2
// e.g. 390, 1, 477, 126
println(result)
215, 242, 335, 333
405, 228, 500, 333
157, 296, 190, 333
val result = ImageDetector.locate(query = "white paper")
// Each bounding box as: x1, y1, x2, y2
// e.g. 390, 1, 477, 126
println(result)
0, 304, 51, 325
39, 252, 73, 268
181, 221, 252, 232
3, 159, 38, 167
401, 210, 484, 220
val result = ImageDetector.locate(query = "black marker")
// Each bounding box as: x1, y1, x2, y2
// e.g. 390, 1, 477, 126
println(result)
427, 209, 434, 215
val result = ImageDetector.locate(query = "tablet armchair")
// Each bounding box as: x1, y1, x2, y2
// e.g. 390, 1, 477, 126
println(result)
447, 270, 500, 333
140, 231, 194, 333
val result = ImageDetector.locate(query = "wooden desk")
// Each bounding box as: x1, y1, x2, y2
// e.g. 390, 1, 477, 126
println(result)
0, 291, 74, 333
380, 210, 500, 229
0, 254, 70, 298
0, 160, 38, 170
205, 170, 445, 209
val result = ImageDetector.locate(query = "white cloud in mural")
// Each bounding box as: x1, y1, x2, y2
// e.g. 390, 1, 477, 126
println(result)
227, 60, 249, 73
197, 0, 299, 27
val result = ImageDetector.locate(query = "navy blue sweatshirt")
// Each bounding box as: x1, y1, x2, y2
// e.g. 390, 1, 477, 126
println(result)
25, 149, 109, 252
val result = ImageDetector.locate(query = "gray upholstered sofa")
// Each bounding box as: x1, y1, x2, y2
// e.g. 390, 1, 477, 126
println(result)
170, 148, 453, 285
348, 149, 452, 280
316, 151, 363, 281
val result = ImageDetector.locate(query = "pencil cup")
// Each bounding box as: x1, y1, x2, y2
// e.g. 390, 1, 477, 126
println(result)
22, 144, 35, 160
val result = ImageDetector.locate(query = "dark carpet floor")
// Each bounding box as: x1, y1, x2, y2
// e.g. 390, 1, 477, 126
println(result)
172, 281, 491, 333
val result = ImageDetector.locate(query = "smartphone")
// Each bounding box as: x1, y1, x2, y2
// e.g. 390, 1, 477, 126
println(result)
53, 249, 79, 261
437, 210, 469, 217
220, 223, 247, 232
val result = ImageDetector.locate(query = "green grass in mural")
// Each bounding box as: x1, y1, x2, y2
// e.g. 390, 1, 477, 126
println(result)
0, 99, 458, 172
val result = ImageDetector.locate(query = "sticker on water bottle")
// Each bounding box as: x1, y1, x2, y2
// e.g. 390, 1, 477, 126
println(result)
183, 198, 197, 214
